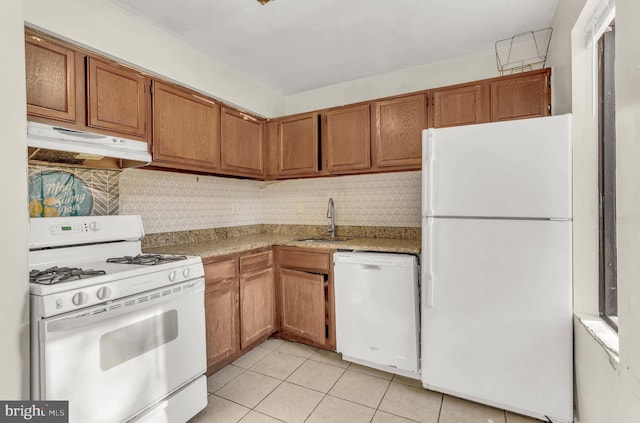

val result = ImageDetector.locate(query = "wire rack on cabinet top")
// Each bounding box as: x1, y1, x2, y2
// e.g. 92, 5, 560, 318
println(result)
495, 28, 552, 75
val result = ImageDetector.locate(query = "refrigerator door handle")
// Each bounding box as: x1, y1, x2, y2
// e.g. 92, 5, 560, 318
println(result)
426, 218, 435, 308
422, 129, 435, 217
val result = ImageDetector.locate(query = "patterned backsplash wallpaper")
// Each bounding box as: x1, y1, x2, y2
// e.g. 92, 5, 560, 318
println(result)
119, 169, 421, 234
260, 171, 421, 227
119, 170, 263, 233
27, 165, 421, 233
28, 165, 120, 217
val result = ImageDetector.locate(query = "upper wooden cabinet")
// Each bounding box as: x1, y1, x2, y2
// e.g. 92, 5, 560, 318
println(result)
220, 107, 264, 177
432, 82, 490, 128
25, 30, 151, 142
324, 104, 371, 173
151, 81, 220, 172
86, 57, 149, 138
276, 113, 320, 177
25, 32, 77, 123
372, 94, 427, 169
490, 68, 551, 121
23, 29, 554, 181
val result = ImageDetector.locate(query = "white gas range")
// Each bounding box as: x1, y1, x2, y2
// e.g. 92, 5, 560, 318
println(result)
29, 215, 207, 423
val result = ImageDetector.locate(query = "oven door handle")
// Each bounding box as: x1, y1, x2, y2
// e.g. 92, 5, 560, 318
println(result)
46, 300, 156, 333
44, 280, 203, 333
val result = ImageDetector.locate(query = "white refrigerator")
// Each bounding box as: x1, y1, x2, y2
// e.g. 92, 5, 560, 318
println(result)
421, 114, 573, 422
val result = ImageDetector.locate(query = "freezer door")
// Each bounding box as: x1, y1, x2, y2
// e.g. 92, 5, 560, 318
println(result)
421, 217, 572, 422
422, 114, 572, 219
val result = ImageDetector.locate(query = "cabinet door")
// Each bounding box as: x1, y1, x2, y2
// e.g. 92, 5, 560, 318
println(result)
220, 107, 264, 176
372, 94, 426, 168
240, 268, 275, 348
152, 81, 220, 171
433, 83, 489, 128
25, 33, 76, 123
278, 113, 320, 176
280, 268, 326, 346
205, 278, 240, 369
325, 104, 371, 173
490, 70, 551, 121
87, 57, 148, 138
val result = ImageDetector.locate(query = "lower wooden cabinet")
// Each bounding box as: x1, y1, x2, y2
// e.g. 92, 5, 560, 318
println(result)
280, 268, 327, 345
239, 251, 275, 348
204, 249, 275, 374
205, 277, 239, 367
276, 247, 336, 350
204, 256, 239, 372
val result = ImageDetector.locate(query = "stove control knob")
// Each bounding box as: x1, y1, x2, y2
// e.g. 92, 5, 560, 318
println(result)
89, 221, 101, 231
72, 292, 89, 306
97, 287, 112, 300
183, 268, 190, 279
168, 271, 176, 282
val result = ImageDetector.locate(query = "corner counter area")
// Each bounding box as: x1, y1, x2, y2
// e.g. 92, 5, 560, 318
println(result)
142, 224, 419, 375
142, 225, 421, 258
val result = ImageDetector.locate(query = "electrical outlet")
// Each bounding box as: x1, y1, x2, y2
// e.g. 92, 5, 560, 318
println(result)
296, 203, 305, 213
231, 202, 239, 213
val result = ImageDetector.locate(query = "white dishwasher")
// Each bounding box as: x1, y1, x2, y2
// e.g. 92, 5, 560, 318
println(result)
334, 251, 420, 379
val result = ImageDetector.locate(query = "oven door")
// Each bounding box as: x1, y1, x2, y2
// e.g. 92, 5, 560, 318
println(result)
35, 279, 206, 423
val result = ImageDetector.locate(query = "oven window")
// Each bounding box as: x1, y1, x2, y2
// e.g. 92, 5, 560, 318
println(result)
100, 309, 178, 371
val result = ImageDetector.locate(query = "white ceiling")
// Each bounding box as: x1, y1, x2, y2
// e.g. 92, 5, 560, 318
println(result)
108, 0, 559, 95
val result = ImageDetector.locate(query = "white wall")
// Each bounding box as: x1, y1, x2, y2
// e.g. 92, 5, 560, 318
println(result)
547, 0, 588, 114
285, 49, 499, 115
612, 0, 640, 413
22, 0, 286, 118
570, 0, 601, 316
0, 0, 30, 399
569, 0, 640, 421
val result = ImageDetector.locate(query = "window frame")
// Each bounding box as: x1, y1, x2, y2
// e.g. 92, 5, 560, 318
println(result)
597, 22, 618, 330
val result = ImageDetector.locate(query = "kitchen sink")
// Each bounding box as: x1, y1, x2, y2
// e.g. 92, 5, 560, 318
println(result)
296, 237, 351, 242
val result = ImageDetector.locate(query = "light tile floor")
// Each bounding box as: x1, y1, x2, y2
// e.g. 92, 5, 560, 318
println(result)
190, 338, 542, 423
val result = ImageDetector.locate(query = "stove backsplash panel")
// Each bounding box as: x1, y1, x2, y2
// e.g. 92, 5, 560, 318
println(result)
28, 165, 120, 217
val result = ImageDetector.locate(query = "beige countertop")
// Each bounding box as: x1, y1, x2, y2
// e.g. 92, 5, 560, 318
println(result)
143, 233, 421, 259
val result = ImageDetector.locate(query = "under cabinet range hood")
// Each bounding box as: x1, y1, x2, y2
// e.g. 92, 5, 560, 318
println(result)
27, 122, 151, 169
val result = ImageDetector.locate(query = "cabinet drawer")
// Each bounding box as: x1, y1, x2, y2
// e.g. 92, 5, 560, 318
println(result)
204, 258, 237, 285
278, 249, 331, 273
240, 250, 273, 274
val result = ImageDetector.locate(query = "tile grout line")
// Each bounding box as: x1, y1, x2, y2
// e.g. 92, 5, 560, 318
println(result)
372, 376, 393, 422
301, 353, 353, 423
249, 343, 313, 422
436, 391, 445, 423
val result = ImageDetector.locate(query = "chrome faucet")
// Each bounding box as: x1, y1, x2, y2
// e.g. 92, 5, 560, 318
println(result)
327, 197, 336, 238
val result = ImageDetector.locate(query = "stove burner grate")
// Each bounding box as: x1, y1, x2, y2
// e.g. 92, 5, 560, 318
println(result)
106, 254, 188, 266
30, 266, 107, 285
